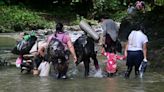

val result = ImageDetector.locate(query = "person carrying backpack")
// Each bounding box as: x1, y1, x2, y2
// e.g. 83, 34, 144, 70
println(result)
47, 23, 77, 63
46, 23, 77, 78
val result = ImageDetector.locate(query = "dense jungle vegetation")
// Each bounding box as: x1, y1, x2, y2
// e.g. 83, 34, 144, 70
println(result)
0, 0, 164, 70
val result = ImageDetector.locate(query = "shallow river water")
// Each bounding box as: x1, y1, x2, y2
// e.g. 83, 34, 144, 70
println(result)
0, 36, 164, 92
0, 67, 164, 92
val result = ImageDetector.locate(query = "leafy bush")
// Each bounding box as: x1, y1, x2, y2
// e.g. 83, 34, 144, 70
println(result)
93, 0, 127, 22
0, 5, 54, 33
110, 10, 128, 22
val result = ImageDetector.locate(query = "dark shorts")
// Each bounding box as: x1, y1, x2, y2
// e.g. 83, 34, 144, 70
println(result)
127, 50, 144, 67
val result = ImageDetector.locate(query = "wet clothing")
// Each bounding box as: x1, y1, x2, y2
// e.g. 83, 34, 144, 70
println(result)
47, 32, 71, 78
38, 61, 50, 76
102, 51, 125, 73
126, 50, 144, 76
125, 30, 148, 77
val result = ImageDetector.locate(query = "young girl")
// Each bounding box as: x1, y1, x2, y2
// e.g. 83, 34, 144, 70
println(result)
38, 60, 50, 77
101, 48, 126, 77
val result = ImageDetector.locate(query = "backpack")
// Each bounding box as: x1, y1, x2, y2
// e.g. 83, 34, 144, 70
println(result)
47, 37, 65, 59
11, 35, 37, 55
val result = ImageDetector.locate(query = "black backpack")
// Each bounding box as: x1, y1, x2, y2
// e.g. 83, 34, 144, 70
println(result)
47, 37, 65, 59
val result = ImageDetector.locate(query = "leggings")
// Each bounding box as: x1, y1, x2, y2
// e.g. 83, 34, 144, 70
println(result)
125, 50, 143, 77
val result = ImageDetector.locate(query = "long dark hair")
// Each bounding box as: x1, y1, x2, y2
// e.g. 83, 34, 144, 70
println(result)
135, 23, 146, 33
54, 23, 64, 37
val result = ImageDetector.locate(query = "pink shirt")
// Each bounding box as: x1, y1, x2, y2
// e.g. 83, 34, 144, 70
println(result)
47, 33, 70, 49
102, 51, 125, 73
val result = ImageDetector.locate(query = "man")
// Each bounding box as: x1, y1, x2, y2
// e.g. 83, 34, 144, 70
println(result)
98, 15, 119, 53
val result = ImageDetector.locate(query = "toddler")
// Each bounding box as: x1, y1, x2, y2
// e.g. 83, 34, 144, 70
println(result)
101, 48, 126, 76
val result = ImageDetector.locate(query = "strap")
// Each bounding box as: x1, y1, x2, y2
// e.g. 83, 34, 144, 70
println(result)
61, 33, 65, 43
54, 33, 65, 43
36, 40, 38, 51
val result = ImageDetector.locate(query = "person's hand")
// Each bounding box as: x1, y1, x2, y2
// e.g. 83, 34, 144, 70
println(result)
73, 56, 77, 64
143, 58, 148, 62
122, 56, 127, 60
101, 47, 106, 54
124, 51, 127, 58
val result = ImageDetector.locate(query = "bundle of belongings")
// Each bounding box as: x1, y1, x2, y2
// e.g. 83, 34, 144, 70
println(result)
11, 32, 37, 55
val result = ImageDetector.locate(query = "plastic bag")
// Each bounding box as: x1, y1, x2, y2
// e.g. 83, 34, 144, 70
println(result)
16, 55, 23, 68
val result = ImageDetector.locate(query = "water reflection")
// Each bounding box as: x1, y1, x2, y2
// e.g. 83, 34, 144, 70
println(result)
105, 78, 118, 92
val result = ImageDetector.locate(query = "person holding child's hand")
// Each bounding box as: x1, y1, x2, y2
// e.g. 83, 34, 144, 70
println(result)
124, 24, 148, 78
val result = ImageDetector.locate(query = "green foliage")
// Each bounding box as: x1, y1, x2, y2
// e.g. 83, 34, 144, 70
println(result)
93, 0, 127, 21
51, 6, 76, 23
93, 0, 122, 13
155, 0, 164, 5
110, 10, 128, 22
0, 5, 54, 33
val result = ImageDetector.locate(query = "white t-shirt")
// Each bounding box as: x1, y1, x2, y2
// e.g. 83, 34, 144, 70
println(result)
128, 30, 148, 51
38, 62, 50, 77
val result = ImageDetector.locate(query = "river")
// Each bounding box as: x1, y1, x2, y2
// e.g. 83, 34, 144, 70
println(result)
0, 36, 164, 92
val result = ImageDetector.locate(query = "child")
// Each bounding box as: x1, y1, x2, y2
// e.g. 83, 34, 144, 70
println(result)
101, 48, 126, 77
38, 60, 50, 77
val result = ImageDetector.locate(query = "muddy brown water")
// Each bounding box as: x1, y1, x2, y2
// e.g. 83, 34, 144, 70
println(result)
0, 36, 164, 92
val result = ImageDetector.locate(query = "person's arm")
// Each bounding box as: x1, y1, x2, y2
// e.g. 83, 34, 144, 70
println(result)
38, 63, 42, 71
124, 41, 129, 58
116, 54, 126, 60
143, 42, 147, 61
101, 47, 109, 57
67, 40, 77, 63
38, 42, 48, 58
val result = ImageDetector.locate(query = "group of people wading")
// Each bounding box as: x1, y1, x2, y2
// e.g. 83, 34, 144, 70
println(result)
13, 15, 148, 79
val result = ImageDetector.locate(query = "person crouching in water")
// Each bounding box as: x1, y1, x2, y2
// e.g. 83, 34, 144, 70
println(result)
38, 57, 50, 77
101, 47, 126, 77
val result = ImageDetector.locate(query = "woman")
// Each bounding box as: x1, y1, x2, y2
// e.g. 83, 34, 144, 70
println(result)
47, 23, 77, 63
47, 23, 77, 78
124, 24, 148, 78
